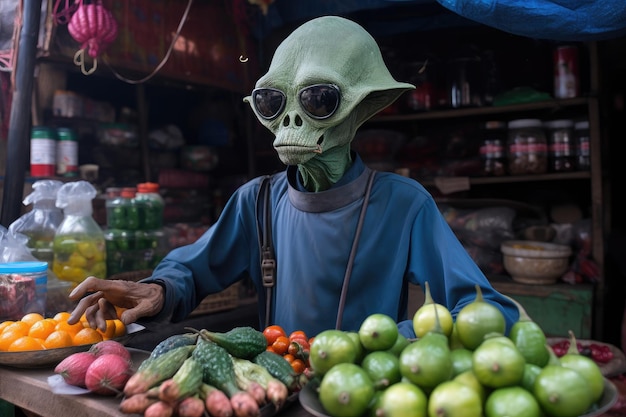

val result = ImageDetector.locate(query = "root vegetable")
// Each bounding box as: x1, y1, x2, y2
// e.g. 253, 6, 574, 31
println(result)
230, 391, 261, 417
89, 339, 132, 362
199, 383, 233, 417
176, 395, 205, 417
85, 353, 133, 395
144, 400, 174, 417
119, 393, 159, 414
54, 351, 96, 388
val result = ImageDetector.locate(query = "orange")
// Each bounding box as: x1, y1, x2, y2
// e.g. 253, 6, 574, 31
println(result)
73, 327, 103, 346
0, 321, 15, 334
112, 319, 126, 338
3, 321, 31, 337
8, 335, 46, 352
115, 305, 127, 319
44, 330, 74, 349
20, 313, 45, 327
53, 311, 72, 322
97, 319, 116, 340
55, 320, 85, 337
0, 330, 24, 351
28, 318, 58, 340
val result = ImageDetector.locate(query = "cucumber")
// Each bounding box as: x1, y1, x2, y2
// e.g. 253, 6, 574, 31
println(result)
192, 337, 241, 397
158, 356, 204, 403
200, 326, 267, 359
253, 350, 299, 391
149, 332, 198, 360
125, 345, 195, 396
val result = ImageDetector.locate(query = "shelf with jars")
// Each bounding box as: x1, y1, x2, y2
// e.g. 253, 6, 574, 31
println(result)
359, 26, 609, 339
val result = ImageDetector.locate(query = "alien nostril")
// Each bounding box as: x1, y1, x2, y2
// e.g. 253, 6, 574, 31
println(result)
295, 115, 302, 127
282, 115, 289, 127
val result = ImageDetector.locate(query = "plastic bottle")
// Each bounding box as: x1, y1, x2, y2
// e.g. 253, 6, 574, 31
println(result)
135, 182, 164, 230
52, 181, 107, 285
30, 126, 57, 177
8, 180, 64, 265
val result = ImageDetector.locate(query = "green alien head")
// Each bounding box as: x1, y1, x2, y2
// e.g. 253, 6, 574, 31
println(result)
245, 16, 414, 191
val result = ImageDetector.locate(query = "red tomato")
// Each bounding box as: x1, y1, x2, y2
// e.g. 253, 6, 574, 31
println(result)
291, 358, 307, 374
272, 335, 290, 355
263, 325, 286, 346
288, 330, 308, 342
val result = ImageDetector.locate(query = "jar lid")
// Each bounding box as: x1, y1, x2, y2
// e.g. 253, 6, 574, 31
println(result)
575, 120, 589, 129
485, 121, 506, 130
544, 119, 574, 129
0, 261, 48, 274
508, 119, 543, 129
137, 182, 160, 193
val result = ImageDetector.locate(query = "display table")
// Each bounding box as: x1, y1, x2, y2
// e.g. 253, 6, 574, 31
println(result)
0, 348, 315, 417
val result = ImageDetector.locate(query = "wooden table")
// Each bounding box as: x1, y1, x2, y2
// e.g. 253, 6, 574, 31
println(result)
0, 348, 316, 417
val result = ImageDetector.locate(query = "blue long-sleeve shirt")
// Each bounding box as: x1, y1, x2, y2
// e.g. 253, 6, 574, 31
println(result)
143, 154, 519, 337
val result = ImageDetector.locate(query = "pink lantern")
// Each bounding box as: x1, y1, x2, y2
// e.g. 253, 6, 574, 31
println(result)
67, 1, 118, 75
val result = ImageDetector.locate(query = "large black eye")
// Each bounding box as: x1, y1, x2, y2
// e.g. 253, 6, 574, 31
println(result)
298, 84, 341, 119
251, 88, 286, 120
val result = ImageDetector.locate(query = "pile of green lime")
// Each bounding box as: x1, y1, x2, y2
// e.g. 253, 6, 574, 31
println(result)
308, 283, 609, 417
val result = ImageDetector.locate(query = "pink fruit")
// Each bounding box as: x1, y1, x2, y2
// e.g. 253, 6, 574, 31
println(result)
89, 339, 131, 362
85, 353, 133, 395
54, 351, 97, 388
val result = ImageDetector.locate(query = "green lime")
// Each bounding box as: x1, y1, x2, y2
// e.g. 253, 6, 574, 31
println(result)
309, 330, 357, 377
358, 313, 399, 351
472, 336, 525, 388
375, 382, 427, 417
399, 332, 452, 390
386, 333, 410, 357
455, 286, 506, 350
509, 310, 550, 367
533, 365, 593, 417
454, 370, 487, 404
428, 380, 483, 417
520, 363, 542, 392
485, 386, 541, 417
361, 351, 402, 390
413, 302, 453, 338
345, 331, 366, 364
450, 348, 474, 377
319, 363, 375, 417
560, 352, 605, 403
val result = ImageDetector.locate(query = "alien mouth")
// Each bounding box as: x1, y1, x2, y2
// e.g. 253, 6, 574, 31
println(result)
275, 135, 324, 154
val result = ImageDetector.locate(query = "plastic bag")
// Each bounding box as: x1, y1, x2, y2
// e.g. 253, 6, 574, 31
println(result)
52, 181, 107, 285
8, 179, 64, 265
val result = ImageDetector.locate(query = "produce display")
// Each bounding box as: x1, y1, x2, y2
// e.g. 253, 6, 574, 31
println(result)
57, 326, 311, 417
0, 311, 126, 351
304, 284, 615, 417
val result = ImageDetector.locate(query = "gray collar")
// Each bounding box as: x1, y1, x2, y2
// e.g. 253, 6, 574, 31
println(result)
287, 166, 373, 213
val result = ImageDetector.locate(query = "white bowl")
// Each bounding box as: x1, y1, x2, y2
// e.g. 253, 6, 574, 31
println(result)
501, 240, 572, 285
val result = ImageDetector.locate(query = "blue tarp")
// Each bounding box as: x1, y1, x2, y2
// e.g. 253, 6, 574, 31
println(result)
255, 0, 626, 41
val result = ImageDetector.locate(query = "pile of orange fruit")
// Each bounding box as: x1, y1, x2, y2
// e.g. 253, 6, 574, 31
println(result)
0, 310, 127, 352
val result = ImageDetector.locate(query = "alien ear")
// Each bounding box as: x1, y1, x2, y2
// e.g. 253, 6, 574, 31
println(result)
353, 87, 414, 127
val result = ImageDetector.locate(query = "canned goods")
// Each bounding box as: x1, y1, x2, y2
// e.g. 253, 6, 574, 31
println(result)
544, 119, 575, 172
30, 127, 57, 177
574, 120, 591, 171
56, 127, 79, 177
553, 45, 580, 99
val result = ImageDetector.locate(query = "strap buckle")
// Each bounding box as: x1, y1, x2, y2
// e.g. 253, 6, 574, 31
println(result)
261, 249, 276, 288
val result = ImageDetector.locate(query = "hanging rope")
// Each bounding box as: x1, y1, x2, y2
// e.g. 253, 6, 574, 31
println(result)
103, 0, 194, 85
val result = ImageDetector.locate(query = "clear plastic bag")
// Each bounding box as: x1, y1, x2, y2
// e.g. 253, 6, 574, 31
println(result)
52, 181, 107, 285
8, 179, 64, 265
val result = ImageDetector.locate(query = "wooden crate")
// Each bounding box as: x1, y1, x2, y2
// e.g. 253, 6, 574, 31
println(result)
190, 282, 241, 316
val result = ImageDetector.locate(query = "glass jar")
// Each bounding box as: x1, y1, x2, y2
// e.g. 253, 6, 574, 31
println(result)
544, 119, 575, 172
105, 187, 138, 230
574, 120, 590, 171
135, 182, 164, 230
507, 119, 548, 175
479, 121, 507, 176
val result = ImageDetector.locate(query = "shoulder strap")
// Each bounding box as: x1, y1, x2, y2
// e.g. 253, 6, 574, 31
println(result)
255, 175, 275, 328
335, 169, 376, 330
